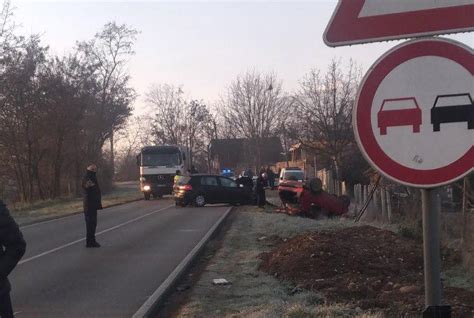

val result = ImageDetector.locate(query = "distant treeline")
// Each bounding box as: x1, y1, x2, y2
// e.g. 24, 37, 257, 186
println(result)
0, 2, 137, 202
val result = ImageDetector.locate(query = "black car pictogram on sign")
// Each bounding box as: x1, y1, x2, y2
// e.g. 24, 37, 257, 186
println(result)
431, 93, 474, 131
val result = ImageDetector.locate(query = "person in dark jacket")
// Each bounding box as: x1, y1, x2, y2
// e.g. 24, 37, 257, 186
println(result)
82, 164, 102, 248
0, 200, 26, 318
255, 171, 268, 208
266, 167, 275, 190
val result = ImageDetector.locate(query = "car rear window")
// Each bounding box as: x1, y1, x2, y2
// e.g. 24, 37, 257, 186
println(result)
284, 171, 304, 181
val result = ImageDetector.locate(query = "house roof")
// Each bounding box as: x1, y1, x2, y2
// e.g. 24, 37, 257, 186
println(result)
210, 137, 283, 168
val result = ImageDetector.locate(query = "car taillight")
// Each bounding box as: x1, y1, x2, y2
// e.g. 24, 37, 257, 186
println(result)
179, 185, 193, 191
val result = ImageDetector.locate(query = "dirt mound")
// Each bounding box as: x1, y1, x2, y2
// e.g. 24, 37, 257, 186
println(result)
259, 225, 474, 316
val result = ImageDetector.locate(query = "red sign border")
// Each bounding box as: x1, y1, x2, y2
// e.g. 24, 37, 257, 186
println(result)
324, 0, 474, 47
354, 38, 474, 188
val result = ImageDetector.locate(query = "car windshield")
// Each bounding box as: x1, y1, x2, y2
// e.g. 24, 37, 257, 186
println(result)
380, 98, 418, 111
142, 153, 181, 166
283, 171, 304, 181
434, 95, 472, 107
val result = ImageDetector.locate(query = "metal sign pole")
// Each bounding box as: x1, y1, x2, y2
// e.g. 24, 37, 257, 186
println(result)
421, 188, 450, 317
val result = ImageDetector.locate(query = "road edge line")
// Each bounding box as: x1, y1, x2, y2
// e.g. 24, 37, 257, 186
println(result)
132, 206, 234, 318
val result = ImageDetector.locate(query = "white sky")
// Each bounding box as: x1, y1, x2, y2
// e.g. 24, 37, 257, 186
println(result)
14, 0, 474, 115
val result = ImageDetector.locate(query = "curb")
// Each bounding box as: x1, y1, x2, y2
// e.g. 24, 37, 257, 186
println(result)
132, 206, 234, 318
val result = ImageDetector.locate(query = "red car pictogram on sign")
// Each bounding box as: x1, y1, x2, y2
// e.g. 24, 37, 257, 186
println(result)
377, 97, 422, 135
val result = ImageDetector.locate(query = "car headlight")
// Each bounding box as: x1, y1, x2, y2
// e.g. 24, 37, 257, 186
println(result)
143, 185, 151, 191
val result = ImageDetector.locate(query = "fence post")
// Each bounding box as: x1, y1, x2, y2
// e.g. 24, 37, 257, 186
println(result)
381, 186, 387, 222
373, 186, 379, 219
386, 188, 392, 222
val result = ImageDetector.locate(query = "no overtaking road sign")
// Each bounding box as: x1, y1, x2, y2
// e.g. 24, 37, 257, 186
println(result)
353, 38, 474, 188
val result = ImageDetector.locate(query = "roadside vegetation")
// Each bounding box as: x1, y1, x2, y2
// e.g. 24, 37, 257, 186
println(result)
168, 204, 474, 317
12, 182, 141, 225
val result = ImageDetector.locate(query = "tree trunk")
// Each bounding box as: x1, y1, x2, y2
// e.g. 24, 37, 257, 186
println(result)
110, 130, 114, 179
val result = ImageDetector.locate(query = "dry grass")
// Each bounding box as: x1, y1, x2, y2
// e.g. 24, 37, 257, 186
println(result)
12, 181, 141, 225
173, 205, 382, 317
173, 203, 473, 317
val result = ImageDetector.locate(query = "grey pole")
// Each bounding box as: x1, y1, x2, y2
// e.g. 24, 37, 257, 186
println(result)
381, 186, 387, 222
421, 188, 442, 306
386, 189, 392, 223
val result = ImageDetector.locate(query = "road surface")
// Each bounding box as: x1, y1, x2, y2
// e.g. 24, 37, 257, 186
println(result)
10, 199, 230, 317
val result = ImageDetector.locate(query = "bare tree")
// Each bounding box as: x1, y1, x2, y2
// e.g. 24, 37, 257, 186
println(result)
0, 0, 17, 52
147, 84, 214, 169
76, 22, 139, 175
295, 60, 361, 179
147, 84, 186, 145
114, 116, 152, 181
221, 70, 289, 168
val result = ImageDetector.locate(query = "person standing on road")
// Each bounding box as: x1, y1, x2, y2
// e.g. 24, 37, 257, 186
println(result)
83, 164, 102, 248
174, 170, 181, 185
266, 167, 275, 190
190, 165, 198, 174
0, 199, 26, 318
255, 171, 268, 208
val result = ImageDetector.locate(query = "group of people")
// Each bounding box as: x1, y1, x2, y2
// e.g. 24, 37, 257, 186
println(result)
238, 166, 278, 209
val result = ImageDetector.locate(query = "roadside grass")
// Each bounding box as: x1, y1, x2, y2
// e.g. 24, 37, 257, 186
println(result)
12, 181, 142, 225
173, 204, 382, 317
443, 265, 474, 292
172, 202, 474, 317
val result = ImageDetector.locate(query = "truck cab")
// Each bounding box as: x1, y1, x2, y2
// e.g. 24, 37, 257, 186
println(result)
137, 145, 190, 200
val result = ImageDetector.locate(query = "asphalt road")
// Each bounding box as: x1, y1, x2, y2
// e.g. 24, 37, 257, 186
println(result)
10, 198, 230, 317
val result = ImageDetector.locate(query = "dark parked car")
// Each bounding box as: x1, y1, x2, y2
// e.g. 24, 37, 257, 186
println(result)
173, 174, 252, 207
431, 93, 473, 131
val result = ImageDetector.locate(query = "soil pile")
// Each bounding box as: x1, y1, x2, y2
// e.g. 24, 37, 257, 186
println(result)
259, 225, 474, 316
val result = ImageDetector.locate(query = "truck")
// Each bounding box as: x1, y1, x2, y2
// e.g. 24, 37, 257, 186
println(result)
137, 145, 191, 200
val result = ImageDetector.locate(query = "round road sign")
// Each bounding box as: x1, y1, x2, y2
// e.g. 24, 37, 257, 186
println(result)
354, 38, 473, 188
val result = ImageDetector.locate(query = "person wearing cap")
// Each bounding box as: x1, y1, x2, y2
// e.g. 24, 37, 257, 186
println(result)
0, 199, 26, 318
82, 164, 102, 248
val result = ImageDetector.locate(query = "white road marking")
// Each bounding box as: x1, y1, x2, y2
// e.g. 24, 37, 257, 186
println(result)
18, 205, 174, 265
19, 199, 144, 229
359, 0, 473, 17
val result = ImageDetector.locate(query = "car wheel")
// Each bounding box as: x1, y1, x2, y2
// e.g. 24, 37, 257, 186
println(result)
144, 192, 151, 200
194, 194, 206, 207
